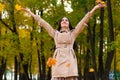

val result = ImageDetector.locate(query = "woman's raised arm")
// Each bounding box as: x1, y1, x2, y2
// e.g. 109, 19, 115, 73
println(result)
72, 3, 106, 38
21, 8, 55, 38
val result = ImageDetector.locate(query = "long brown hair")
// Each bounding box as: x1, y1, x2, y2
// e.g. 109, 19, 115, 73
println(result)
57, 17, 74, 31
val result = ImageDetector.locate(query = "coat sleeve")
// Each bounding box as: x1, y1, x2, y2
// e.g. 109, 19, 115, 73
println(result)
34, 15, 55, 38
72, 12, 92, 39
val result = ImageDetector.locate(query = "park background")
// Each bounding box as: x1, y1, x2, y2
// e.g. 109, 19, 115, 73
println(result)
0, 0, 120, 80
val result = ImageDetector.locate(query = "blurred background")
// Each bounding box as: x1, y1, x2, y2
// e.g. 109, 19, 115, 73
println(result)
0, 0, 119, 80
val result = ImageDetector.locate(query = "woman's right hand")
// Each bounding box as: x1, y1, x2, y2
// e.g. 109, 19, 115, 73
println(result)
21, 7, 31, 14
21, 7, 37, 18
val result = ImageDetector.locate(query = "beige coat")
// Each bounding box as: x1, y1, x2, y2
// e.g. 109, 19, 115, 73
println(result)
52, 30, 78, 77
35, 12, 91, 78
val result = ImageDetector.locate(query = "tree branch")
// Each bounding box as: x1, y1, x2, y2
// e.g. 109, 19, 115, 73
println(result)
0, 19, 14, 32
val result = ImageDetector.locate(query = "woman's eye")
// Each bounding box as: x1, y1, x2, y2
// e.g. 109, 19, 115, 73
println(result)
62, 19, 68, 21
65, 19, 68, 21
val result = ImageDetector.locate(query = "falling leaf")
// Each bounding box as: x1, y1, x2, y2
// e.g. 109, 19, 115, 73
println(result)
66, 62, 70, 67
15, 4, 21, 10
51, 58, 57, 66
47, 57, 57, 67
0, 3, 5, 12
89, 68, 94, 72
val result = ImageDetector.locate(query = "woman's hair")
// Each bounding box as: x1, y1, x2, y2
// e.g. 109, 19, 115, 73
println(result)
57, 17, 74, 31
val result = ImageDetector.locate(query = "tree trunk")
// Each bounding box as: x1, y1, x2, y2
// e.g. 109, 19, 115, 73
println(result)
84, 4, 97, 80
98, 8, 105, 80
11, 1, 30, 80
39, 9, 46, 80
14, 56, 18, 80
29, 55, 32, 80
41, 54, 46, 80
91, 16, 97, 80
37, 41, 41, 80
103, 0, 115, 79
0, 57, 6, 80
47, 67, 51, 80
84, 50, 90, 80
0, 21, 6, 80
87, 16, 97, 80
19, 53, 30, 80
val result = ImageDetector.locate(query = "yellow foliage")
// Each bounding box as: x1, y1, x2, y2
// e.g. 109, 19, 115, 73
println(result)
18, 29, 30, 38
0, 3, 5, 12
116, 62, 120, 71
15, 4, 21, 10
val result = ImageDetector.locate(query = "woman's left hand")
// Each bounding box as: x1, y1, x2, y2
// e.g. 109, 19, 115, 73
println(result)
90, 3, 106, 14
94, 3, 106, 10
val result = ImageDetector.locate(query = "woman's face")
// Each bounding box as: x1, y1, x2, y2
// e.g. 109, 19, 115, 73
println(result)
60, 17, 69, 29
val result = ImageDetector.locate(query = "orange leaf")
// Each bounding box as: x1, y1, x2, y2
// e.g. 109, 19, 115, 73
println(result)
96, 0, 105, 4
66, 62, 70, 67
47, 57, 57, 67
51, 58, 57, 66
96, 0, 101, 3
47, 57, 52, 67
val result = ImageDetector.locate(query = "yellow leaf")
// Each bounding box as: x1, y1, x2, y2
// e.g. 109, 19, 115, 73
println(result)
66, 62, 70, 67
15, 4, 21, 10
0, 3, 5, 12
89, 68, 94, 72
101, 1, 105, 4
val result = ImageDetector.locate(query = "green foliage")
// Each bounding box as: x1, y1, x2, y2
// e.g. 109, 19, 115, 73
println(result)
107, 41, 116, 52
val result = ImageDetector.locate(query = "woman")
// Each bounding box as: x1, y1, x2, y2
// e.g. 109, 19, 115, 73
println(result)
21, 3, 105, 80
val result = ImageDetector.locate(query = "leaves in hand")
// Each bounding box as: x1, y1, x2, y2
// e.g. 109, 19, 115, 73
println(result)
96, 0, 105, 4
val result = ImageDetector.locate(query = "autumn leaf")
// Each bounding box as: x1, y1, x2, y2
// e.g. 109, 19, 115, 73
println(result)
47, 58, 52, 67
15, 4, 21, 10
47, 57, 57, 67
66, 62, 70, 67
0, 3, 5, 12
89, 68, 94, 72
96, 0, 101, 3
96, 0, 105, 4
51, 58, 57, 66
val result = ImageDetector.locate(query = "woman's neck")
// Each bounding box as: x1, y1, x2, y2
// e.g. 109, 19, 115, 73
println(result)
60, 28, 70, 33
60, 28, 69, 31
